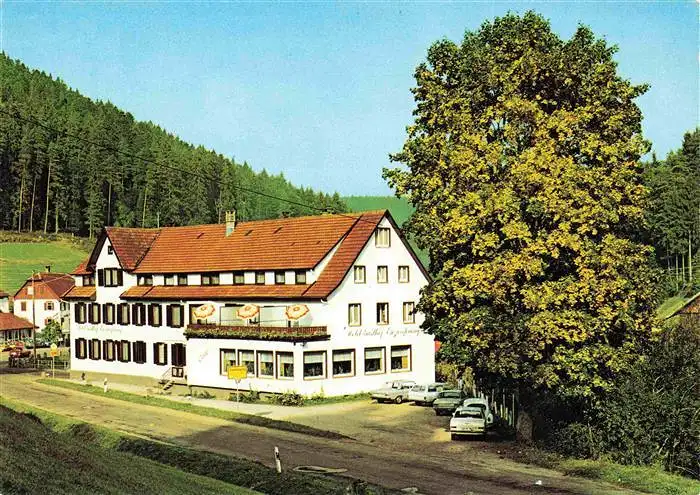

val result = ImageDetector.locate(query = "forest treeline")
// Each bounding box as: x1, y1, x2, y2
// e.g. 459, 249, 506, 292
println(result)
0, 54, 346, 238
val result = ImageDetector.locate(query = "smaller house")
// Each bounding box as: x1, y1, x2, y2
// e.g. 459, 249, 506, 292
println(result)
13, 272, 74, 333
0, 312, 36, 344
0, 290, 9, 313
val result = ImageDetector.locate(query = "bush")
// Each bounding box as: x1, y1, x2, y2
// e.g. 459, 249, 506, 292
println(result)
229, 389, 259, 403
269, 391, 305, 407
190, 390, 215, 399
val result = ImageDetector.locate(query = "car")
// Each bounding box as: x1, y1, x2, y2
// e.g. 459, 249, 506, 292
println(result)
449, 406, 487, 439
408, 382, 446, 405
370, 379, 416, 404
9, 347, 31, 359
432, 389, 468, 415
462, 397, 495, 429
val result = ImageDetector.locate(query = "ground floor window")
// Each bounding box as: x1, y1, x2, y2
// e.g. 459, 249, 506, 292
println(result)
89, 339, 101, 360
118, 340, 131, 362
258, 351, 274, 378
103, 340, 115, 361
154, 342, 168, 365
75, 338, 87, 359
364, 347, 385, 374
133, 341, 147, 364
391, 345, 411, 372
171, 343, 186, 367
332, 349, 354, 377
220, 349, 237, 375
277, 352, 294, 379
239, 350, 255, 376
303, 351, 326, 379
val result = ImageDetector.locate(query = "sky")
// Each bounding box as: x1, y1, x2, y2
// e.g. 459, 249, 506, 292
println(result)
1, 1, 698, 196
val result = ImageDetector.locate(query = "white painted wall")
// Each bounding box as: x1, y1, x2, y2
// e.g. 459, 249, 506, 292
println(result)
14, 297, 61, 330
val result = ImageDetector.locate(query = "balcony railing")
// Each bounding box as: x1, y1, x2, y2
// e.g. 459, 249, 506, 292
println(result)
184, 324, 329, 342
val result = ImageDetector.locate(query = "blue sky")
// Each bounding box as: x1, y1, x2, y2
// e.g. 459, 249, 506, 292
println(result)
2, 1, 698, 196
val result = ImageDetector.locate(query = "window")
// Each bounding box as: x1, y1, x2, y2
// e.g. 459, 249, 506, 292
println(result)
233, 271, 245, 285
239, 350, 255, 375
274, 271, 286, 285
171, 343, 186, 367
220, 349, 237, 375
303, 351, 326, 379
277, 352, 294, 379
364, 347, 385, 374
375, 227, 391, 247
103, 340, 115, 361
137, 275, 153, 286
348, 303, 362, 327
166, 304, 184, 328
391, 345, 411, 372
332, 349, 355, 377
98, 268, 123, 287
353, 266, 366, 284
398, 265, 410, 283
117, 340, 130, 362
75, 338, 87, 359
255, 271, 266, 285
258, 351, 274, 377
107, 246, 114, 255
117, 303, 130, 325
82, 274, 95, 286
376, 302, 389, 325
295, 271, 306, 284
377, 265, 388, 283
44, 301, 54, 311
133, 341, 147, 364
164, 274, 176, 286
89, 339, 101, 360
75, 303, 86, 324
132, 303, 146, 326
44, 318, 52, 326
403, 302, 416, 324
20, 301, 26, 312
177, 274, 188, 286
153, 343, 168, 365
88, 303, 101, 324
201, 273, 220, 286
148, 304, 162, 327
103, 303, 115, 325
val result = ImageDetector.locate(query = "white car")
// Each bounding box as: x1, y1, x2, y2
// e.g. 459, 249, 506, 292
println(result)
462, 397, 495, 429
450, 406, 486, 439
370, 379, 416, 404
408, 382, 446, 405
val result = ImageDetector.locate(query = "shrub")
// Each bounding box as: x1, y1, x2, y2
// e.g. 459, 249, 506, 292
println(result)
229, 389, 260, 403
269, 391, 305, 407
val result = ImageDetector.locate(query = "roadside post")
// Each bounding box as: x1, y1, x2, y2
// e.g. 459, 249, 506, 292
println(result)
227, 365, 248, 407
49, 343, 59, 378
274, 446, 282, 473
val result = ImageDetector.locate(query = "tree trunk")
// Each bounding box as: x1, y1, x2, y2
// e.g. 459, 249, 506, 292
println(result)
142, 185, 148, 227
17, 171, 24, 232
516, 408, 534, 444
43, 161, 51, 234
29, 173, 37, 232
107, 182, 112, 226
54, 194, 59, 234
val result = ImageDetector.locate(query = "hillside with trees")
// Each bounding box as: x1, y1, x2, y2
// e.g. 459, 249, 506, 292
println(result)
0, 54, 346, 238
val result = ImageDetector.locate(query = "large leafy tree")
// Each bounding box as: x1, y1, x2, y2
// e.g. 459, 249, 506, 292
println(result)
385, 12, 658, 404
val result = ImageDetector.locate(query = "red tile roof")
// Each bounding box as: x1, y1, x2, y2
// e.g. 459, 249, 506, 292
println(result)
133, 212, 377, 273
72, 258, 91, 275
62, 286, 97, 300
0, 313, 36, 331
121, 284, 312, 301
106, 227, 161, 270
14, 273, 75, 301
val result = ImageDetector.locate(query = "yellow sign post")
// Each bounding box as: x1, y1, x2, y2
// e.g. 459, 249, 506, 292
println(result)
227, 365, 248, 406
49, 344, 58, 378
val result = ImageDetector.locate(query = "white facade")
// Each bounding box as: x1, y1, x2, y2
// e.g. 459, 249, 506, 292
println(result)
14, 297, 62, 330
69, 215, 435, 396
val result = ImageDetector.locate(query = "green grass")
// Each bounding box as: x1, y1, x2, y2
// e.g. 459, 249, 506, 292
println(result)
37, 378, 349, 440
0, 396, 390, 495
657, 296, 688, 320
0, 239, 90, 293
0, 398, 258, 495
301, 392, 371, 406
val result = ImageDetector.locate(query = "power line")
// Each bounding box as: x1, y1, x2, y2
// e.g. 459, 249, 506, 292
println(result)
0, 108, 381, 225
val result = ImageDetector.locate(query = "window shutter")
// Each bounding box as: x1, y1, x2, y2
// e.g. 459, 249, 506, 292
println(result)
152, 343, 158, 364
166, 305, 172, 327
117, 270, 123, 286
164, 345, 169, 366
131, 304, 138, 325
97, 269, 105, 286
102, 305, 108, 323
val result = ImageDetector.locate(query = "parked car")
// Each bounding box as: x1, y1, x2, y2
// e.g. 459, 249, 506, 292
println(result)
370, 379, 416, 404
433, 389, 468, 415
9, 347, 31, 359
449, 406, 486, 439
408, 382, 446, 405
462, 397, 495, 429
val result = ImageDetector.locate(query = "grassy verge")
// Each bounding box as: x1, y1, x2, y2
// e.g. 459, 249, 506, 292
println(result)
0, 397, 257, 495
301, 392, 371, 406
37, 378, 350, 440
0, 397, 391, 495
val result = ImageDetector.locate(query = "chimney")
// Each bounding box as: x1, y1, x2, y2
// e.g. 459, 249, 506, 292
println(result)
45, 265, 51, 273
225, 211, 237, 236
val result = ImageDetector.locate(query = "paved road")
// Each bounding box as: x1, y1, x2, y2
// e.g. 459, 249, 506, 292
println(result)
0, 374, 638, 495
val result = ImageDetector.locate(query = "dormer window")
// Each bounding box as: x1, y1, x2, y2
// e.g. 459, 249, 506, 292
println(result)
164, 274, 176, 286
375, 228, 391, 247
275, 271, 286, 285
137, 275, 153, 286
233, 272, 245, 285
177, 274, 188, 286
255, 271, 266, 285
82, 275, 95, 286
98, 268, 123, 287
202, 273, 220, 286
295, 271, 307, 285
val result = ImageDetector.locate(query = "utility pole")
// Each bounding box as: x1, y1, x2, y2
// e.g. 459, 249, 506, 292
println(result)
31, 270, 37, 363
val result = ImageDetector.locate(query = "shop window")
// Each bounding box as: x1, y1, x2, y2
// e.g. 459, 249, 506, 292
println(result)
376, 302, 389, 325
332, 349, 354, 377
391, 345, 411, 372
133, 341, 147, 364
303, 351, 326, 379
258, 351, 274, 377
364, 347, 385, 374
403, 302, 416, 324
220, 349, 237, 375
239, 350, 255, 376
348, 303, 361, 327
277, 352, 294, 379
398, 265, 410, 283
75, 338, 87, 359
153, 342, 168, 366
377, 265, 388, 283
171, 343, 186, 367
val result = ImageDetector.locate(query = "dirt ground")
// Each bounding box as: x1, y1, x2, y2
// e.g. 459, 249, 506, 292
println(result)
0, 373, 641, 495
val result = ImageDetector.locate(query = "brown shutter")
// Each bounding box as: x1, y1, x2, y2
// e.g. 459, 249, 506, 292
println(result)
166, 305, 172, 327
117, 270, 123, 286
97, 269, 105, 286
